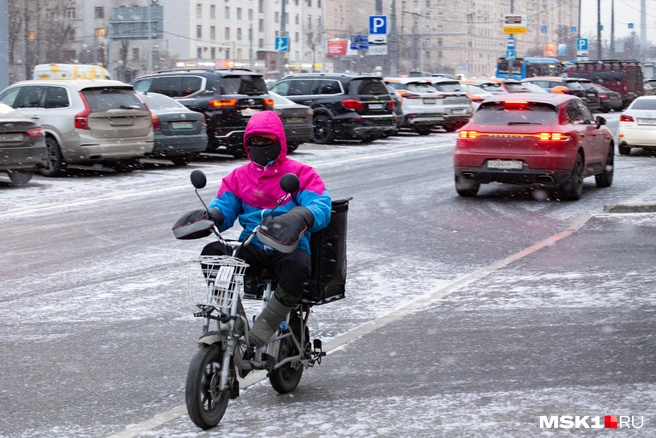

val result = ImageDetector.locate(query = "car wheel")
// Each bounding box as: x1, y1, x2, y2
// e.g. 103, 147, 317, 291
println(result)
441, 124, 458, 133
455, 175, 480, 197
618, 142, 631, 156
40, 137, 67, 177
171, 153, 195, 166
7, 170, 33, 185
595, 144, 614, 188
560, 152, 584, 200
312, 115, 335, 144
415, 126, 433, 136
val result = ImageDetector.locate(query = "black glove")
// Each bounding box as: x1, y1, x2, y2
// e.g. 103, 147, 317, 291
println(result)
208, 208, 224, 227
257, 206, 314, 253
172, 209, 214, 240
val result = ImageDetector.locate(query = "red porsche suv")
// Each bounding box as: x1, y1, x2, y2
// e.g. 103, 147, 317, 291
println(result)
454, 93, 614, 200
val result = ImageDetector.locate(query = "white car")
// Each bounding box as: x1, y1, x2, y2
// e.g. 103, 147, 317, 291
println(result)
618, 96, 656, 155
384, 78, 444, 135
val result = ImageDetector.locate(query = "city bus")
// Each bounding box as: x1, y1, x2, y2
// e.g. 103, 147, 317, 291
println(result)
495, 57, 564, 80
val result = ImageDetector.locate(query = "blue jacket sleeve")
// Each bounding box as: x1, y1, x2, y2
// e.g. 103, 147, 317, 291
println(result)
296, 188, 332, 233
208, 189, 242, 233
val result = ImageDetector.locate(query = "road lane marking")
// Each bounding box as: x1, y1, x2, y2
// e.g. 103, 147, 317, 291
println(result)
106, 213, 593, 437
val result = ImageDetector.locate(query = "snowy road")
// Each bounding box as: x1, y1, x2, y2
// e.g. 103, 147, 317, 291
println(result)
1, 120, 655, 437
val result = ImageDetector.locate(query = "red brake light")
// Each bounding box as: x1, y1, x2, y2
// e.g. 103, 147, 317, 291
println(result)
208, 99, 237, 107
264, 97, 275, 109
598, 94, 608, 99
386, 100, 394, 109
305, 107, 314, 117
26, 127, 45, 137
620, 114, 634, 122
403, 93, 421, 99
537, 132, 569, 141
151, 114, 161, 132
75, 92, 91, 130
458, 130, 479, 138
470, 95, 484, 102
504, 100, 528, 105
342, 98, 365, 111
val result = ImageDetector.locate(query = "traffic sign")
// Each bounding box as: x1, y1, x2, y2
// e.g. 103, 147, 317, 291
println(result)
506, 49, 516, 60
503, 14, 527, 34
629, 23, 634, 29
350, 35, 369, 50
507, 37, 515, 48
368, 45, 388, 55
541, 27, 547, 34
369, 15, 387, 35
570, 26, 577, 32
576, 38, 589, 51
275, 37, 289, 52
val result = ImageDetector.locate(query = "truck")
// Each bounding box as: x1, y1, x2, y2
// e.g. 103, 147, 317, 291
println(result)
564, 59, 644, 108
32, 64, 111, 81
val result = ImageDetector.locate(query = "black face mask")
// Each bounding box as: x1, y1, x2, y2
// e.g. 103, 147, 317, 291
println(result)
248, 143, 281, 166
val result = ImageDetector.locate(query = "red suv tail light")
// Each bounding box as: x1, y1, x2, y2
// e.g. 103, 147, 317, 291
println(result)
264, 98, 275, 109
458, 130, 480, 138
537, 132, 569, 141
151, 114, 162, 132
26, 127, 45, 137
620, 114, 635, 122
403, 93, 421, 99
342, 98, 365, 111
386, 100, 394, 109
75, 92, 92, 130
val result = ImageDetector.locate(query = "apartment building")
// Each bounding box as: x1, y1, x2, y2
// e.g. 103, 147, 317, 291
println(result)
323, 0, 579, 76
8, 0, 324, 83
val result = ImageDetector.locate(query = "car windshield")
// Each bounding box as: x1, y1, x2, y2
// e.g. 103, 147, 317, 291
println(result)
140, 92, 186, 110
221, 75, 268, 95
406, 83, 437, 93
478, 83, 503, 92
350, 79, 389, 95
565, 81, 585, 90
81, 88, 147, 112
432, 82, 462, 92
629, 99, 656, 110
503, 83, 529, 92
463, 84, 490, 96
594, 84, 612, 93
472, 102, 558, 125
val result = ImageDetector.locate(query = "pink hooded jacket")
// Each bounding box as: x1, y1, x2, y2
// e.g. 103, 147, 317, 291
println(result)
208, 111, 332, 254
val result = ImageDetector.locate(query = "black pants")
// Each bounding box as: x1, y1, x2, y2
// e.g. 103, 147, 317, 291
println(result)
201, 241, 311, 301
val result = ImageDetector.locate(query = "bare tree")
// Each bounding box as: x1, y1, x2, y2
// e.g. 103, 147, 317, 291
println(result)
304, 22, 323, 72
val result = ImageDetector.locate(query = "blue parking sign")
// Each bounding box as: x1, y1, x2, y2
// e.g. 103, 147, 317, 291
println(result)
369, 15, 387, 35
576, 38, 588, 51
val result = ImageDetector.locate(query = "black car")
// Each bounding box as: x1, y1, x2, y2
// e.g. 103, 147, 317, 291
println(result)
132, 68, 273, 158
0, 102, 47, 185
268, 74, 396, 144
269, 91, 313, 152
591, 83, 623, 112
577, 79, 602, 113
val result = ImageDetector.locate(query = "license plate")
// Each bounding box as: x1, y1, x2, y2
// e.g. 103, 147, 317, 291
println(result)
452, 109, 466, 115
171, 121, 194, 130
109, 118, 134, 126
423, 98, 436, 104
487, 159, 524, 170
241, 108, 260, 117
637, 118, 656, 125
0, 133, 23, 142
368, 103, 384, 109
285, 117, 306, 124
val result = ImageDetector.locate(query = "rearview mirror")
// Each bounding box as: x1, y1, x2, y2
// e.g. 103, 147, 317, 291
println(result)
596, 116, 607, 126
280, 173, 300, 193
190, 170, 207, 189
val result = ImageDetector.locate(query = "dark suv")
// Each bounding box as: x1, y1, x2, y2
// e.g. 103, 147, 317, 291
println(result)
132, 69, 273, 157
268, 74, 396, 144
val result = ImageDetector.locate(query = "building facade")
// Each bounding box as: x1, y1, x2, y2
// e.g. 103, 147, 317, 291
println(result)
8, 0, 325, 83
323, 0, 580, 77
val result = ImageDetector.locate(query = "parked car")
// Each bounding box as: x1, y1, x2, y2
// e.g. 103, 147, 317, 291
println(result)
268, 73, 396, 144
521, 77, 600, 113
132, 68, 273, 158
520, 82, 550, 94
0, 80, 154, 176
424, 77, 473, 131
617, 96, 656, 155
590, 83, 623, 112
384, 78, 443, 135
454, 93, 614, 200
137, 92, 207, 165
269, 91, 313, 152
386, 84, 404, 134
461, 79, 505, 95
0, 102, 47, 184
459, 83, 494, 111
644, 79, 656, 96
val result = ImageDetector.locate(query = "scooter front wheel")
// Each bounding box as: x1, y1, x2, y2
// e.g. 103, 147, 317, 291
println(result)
269, 317, 308, 394
185, 344, 232, 429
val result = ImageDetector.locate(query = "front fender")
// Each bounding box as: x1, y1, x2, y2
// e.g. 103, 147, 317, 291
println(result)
197, 331, 226, 346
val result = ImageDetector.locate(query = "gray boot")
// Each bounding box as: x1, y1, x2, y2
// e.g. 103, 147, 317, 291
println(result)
249, 291, 295, 348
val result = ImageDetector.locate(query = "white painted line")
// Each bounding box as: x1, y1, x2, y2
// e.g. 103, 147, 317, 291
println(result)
106, 213, 593, 438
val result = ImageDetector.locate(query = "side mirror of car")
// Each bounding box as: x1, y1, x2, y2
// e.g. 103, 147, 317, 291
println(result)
596, 116, 607, 127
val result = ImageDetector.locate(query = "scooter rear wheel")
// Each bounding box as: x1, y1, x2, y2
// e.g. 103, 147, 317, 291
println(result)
185, 344, 232, 429
269, 317, 308, 394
